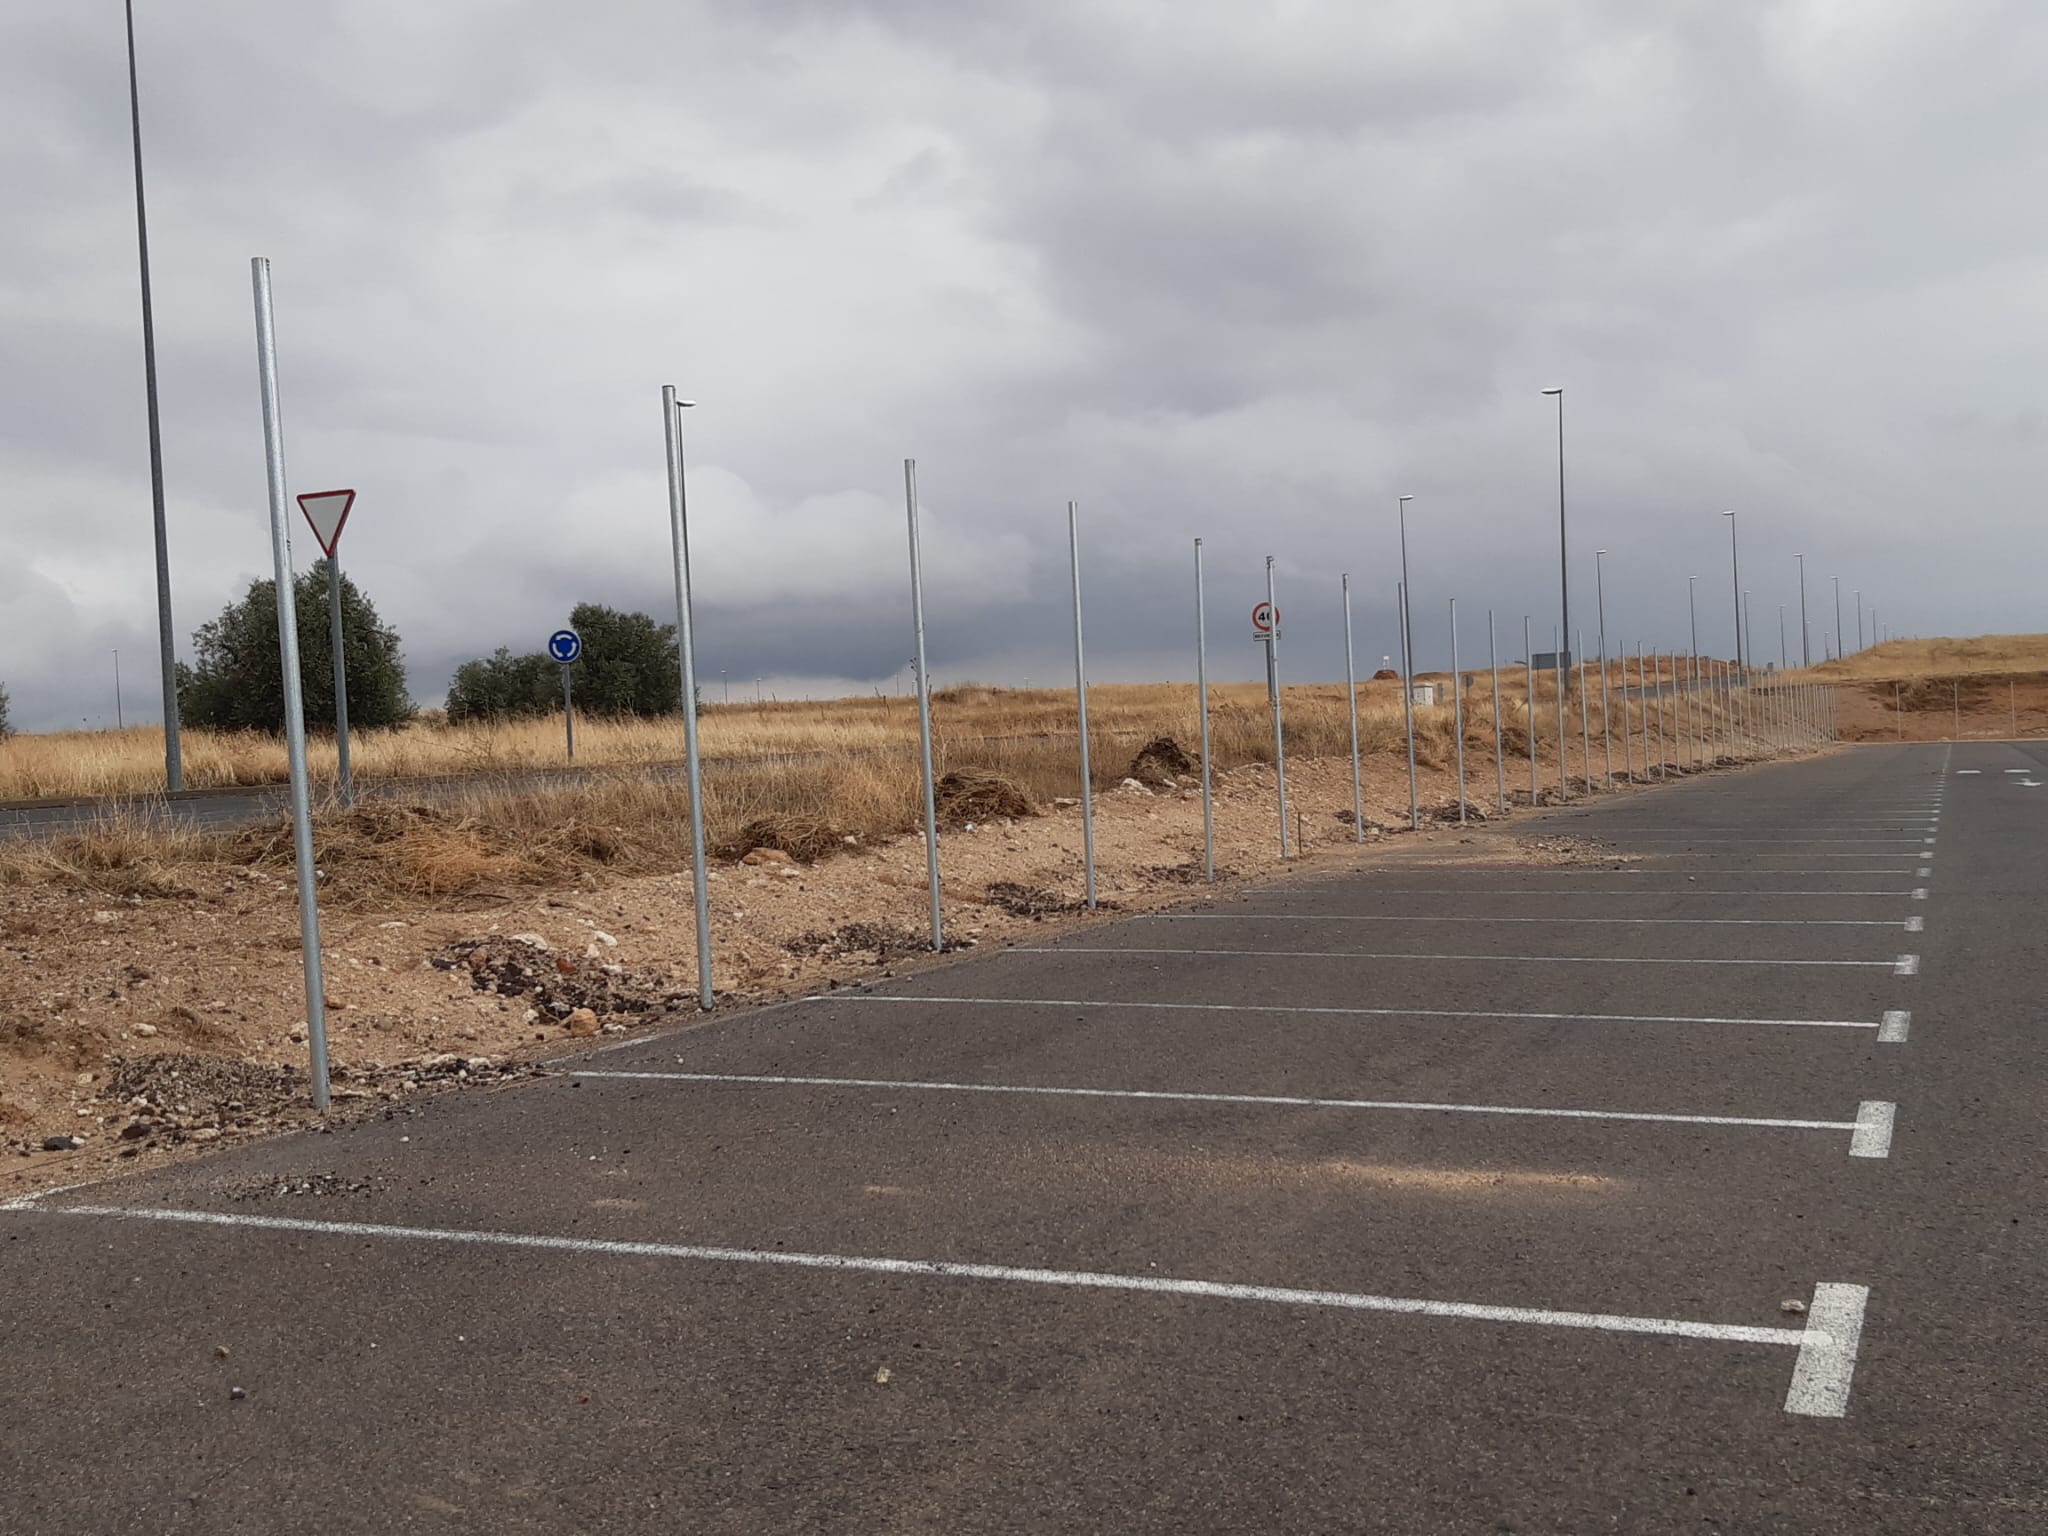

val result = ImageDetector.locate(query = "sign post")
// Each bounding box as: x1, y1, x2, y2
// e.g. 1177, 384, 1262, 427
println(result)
296, 488, 356, 804
1257, 567, 1289, 858
250, 257, 330, 1111
549, 629, 582, 760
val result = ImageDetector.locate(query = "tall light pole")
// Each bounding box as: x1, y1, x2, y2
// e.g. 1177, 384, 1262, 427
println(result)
662, 388, 714, 1011
1396, 493, 1419, 830
125, 0, 182, 790
1542, 388, 1568, 700
1778, 604, 1787, 670
1723, 511, 1742, 669
1855, 589, 1864, 651
1744, 590, 1755, 674
1795, 553, 1810, 668
1833, 575, 1843, 658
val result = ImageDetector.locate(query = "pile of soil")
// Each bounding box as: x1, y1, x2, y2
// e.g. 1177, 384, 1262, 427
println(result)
935, 771, 1036, 827
1128, 736, 1196, 785
430, 935, 687, 1021
1371, 668, 1401, 682
718, 814, 848, 865
983, 881, 1108, 917
786, 922, 931, 962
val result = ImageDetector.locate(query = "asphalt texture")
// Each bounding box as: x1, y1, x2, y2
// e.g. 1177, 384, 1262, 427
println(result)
5, 742, 2045, 1533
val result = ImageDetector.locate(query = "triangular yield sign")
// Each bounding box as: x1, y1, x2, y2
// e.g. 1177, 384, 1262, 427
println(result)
296, 489, 356, 557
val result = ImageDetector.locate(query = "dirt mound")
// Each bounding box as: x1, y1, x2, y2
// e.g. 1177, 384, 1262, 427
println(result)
983, 880, 1112, 917
935, 771, 1036, 827
1372, 668, 1401, 682
1885, 677, 1990, 711
786, 921, 931, 962
105, 1053, 306, 1117
718, 814, 846, 865
1128, 736, 1195, 785
430, 935, 688, 1022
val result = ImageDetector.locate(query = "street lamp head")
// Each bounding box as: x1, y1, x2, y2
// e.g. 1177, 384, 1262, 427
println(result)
1722, 509, 1735, 518
1596, 548, 1607, 556
1541, 387, 1563, 396
675, 399, 697, 410
1398, 494, 1413, 506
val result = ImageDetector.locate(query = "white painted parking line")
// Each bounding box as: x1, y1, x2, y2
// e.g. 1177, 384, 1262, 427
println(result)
1877, 1010, 1912, 1042
1893, 954, 1920, 975
1905, 915, 1924, 932
1146, 913, 1920, 929
1916, 867, 1931, 878
0, 1201, 1863, 1417
1010, 945, 1905, 971
575, 1069, 1894, 1158
1957, 770, 1982, 775
1784, 1283, 1870, 1417
818, 993, 1908, 1036
1338, 888, 1915, 897
1849, 1102, 1897, 1159
1912, 888, 1928, 901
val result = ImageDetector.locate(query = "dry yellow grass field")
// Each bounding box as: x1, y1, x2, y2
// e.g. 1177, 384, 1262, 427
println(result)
1808, 634, 2048, 682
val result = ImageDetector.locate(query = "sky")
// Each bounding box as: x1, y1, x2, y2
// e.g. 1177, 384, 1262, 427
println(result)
3, 0, 2046, 732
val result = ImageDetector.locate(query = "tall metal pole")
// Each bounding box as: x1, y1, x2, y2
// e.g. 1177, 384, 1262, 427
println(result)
1450, 598, 1466, 825
113, 650, 124, 730
250, 257, 329, 1111
1543, 388, 1569, 727
1595, 550, 1612, 784
903, 460, 943, 951
1856, 589, 1864, 651
1744, 591, 1755, 685
1195, 540, 1213, 881
1524, 616, 1537, 801
1343, 575, 1363, 842
662, 387, 714, 1010
1576, 628, 1591, 791
1489, 610, 1506, 816
1724, 511, 1742, 669
1687, 577, 1701, 766
326, 557, 353, 804
127, 0, 182, 790
562, 666, 575, 760
1554, 624, 1568, 798
1617, 627, 1634, 782
1796, 553, 1810, 667
1267, 556, 1290, 857
1778, 604, 1788, 672
1068, 500, 1097, 908
1396, 495, 1419, 830
1833, 575, 1843, 658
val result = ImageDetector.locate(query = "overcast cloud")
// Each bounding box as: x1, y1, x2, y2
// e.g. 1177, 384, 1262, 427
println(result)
4, 0, 2045, 731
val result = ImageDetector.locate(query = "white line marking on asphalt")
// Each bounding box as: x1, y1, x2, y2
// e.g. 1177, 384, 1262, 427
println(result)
1957, 770, 1982, 775
577, 1070, 1879, 1149
1893, 955, 1920, 976
1594, 838, 1930, 844
1904, 915, 1924, 932
1916, 867, 1931, 878
1784, 1283, 1870, 1417
1147, 914, 1919, 930
8, 1202, 1859, 1415
1849, 1102, 1897, 1159
1912, 888, 1928, 901
814, 994, 1894, 1033
1877, 1010, 1912, 1043
2005, 769, 2029, 774
1011, 946, 1902, 971
1337, 889, 1914, 897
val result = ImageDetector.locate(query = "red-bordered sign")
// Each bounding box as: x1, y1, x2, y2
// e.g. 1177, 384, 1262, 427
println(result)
1251, 601, 1278, 637
296, 488, 356, 557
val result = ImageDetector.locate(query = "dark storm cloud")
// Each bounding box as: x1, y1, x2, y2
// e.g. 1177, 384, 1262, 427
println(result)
3, 1, 2046, 732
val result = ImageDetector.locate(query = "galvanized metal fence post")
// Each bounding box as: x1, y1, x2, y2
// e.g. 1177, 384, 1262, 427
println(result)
1489, 609, 1506, 816
250, 256, 330, 1112
1451, 598, 1466, 824
662, 386, 715, 1009
1068, 500, 1097, 908
562, 664, 575, 760
1617, 634, 1634, 782
1195, 540, 1214, 881
1524, 616, 1537, 802
1554, 625, 1569, 799
903, 459, 943, 950
1399, 581, 1420, 830
1576, 630, 1591, 792
1267, 556, 1290, 857
1344, 574, 1363, 842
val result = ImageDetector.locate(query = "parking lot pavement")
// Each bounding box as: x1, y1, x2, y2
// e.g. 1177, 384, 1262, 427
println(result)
6, 743, 2047, 1533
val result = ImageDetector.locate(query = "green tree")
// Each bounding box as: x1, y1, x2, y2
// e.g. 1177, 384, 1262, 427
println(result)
445, 647, 558, 723
178, 560, 412, 734
565, 602, 680, 717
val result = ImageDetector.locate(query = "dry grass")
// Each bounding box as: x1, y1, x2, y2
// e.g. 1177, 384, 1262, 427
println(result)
0, 667, 1792, 906
1808, 633, 2048, 683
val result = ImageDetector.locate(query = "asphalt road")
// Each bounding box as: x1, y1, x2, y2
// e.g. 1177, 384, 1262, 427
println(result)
5, 743, 2044, 1533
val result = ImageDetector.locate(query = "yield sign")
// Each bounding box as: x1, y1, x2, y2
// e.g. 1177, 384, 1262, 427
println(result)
296, 489, 356, 557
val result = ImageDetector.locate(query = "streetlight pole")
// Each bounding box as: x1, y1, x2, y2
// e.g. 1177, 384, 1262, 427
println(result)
1688, 575, 1701, 768
1855, 589, 1864, 652
1833, 575, 1843, 658
1396, 494, 1419, 830
1778, 604, 1787, 671
1795, 553, 1810, 668
662, 388, 714, 1011
125, 0, 182, 790
1723, 511, 1742, 670
1542, 388, 1568, 710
